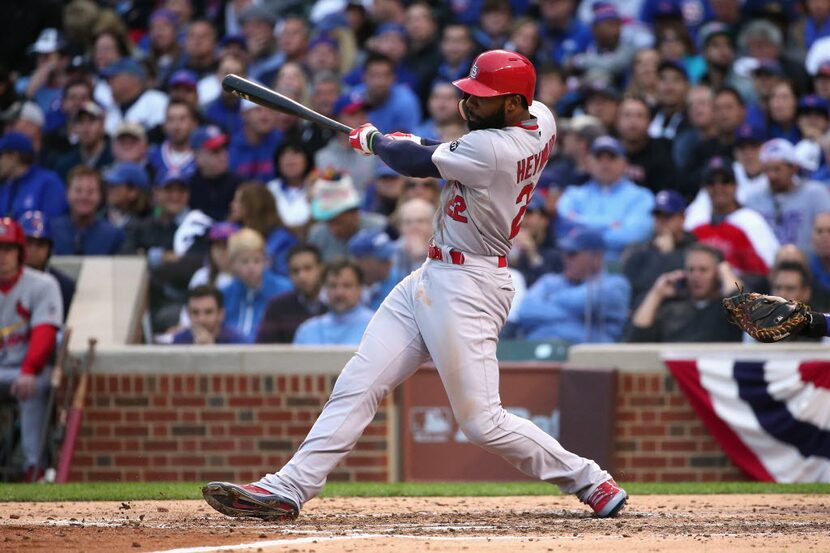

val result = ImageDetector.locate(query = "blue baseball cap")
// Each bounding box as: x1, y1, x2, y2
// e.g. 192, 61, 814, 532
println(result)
168, 69, 198, 90
592, 2, 621, 24
0, 132, 34, 155
208, 221, 239, 241
375, 22, 406, 37
734, 123, 766, 145
376, 162, 399, 178
155, 166, 194, 188
654, 0, 682, 19
190, 125, 228, 150
559, 227, 606, 252
590, 135, 625, 157
309, 34, 338, 50
658, 60, 688, 81
104, 162, 150, 189
18, 210, 51, 241
703, 156, 736, 183
332, 93, 366, 116
652, 190, 686, 214
348, 228, 397, 260
797, 94, 830, 117
100, 57, 146, 79
527, 192, 546, 212
220, 34, 247, 50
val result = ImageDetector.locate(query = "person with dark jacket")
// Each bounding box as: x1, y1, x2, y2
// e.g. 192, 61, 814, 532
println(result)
617, 95, 677, 194
18, 210, 75, 321
188, 126, 241, 221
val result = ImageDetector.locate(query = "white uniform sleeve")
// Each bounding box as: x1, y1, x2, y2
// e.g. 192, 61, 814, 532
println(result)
31, 273, 63, 328
431, 132, 499, 189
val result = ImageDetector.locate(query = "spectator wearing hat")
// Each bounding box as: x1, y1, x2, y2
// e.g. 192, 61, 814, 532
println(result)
436, 24, 477, 84
413, 81, 464, 143
516, 227, 630, 343
621, 189, 697, 310
111, 121, 152, 174
4, 101, 46, 158
348, 228, 403, 310
308, 172, 387, 263
537, 0, 593, 66
239, 5, 284, 85
353, 53, 421, 134
167, 70, 201, 109
306, 34, 342, 78
362, 163, 406, 217
345, 23, 419, 92
188, 221, 238, 292
795, 94, 830, 178
315, 94, 378, 193
103, 162, 151, 229
739, 20, 810, 95
744, 138, 830, 251
148, 100, 199, 179
293, 258, 374, 345
266, 139, 315, 230
617, 95, 677, 194
749, 59, 785, 113
256, 244, 327, 344
228, 99, 282, 182
53, 101, 113, 181
100, 57, 169, 137
697, 22, 755, 102
51, 166, 123, 255
627, 242, 743, 342
640, 0, 714, 40
0, 132, 67, 220
684, 156, 780, 277
189, 125, 241, 221
649, 60, 691, 142
509, 192, 563, 286
21, 29, 70, 115
556, 136, 655, 264
18, 210, 75, 320
581, 80, 622, 135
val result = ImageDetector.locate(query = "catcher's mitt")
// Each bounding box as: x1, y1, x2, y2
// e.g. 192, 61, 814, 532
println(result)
722, 292, 811, 343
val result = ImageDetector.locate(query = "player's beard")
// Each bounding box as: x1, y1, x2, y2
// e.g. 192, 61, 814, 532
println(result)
467, 102, 506, 131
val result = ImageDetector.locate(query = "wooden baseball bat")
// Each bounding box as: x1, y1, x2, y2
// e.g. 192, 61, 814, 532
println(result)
55, 337, 96, 484
222, 74, 353, 134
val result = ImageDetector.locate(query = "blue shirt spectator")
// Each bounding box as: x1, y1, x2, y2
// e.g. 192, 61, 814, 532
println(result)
354, 54, 422, 133
222, 271, 293, 343
539, 4, 593, 65
348, 228, 404, 310
228, 101, 283, 182
0, 133, 67, 219
172, 326, 245, 344
51, 216, 124, 255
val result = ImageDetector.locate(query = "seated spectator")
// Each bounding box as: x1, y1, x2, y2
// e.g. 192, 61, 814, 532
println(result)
172, 284, 244, 344
392, 197, 434, 277
769, 261, 817, 341
5, 101, 46, 160
621, 190, 697, 311
42, 78, 94, 161
556, 136, 655, 264
51, 167, 124, 255
356, 53, 422, 133
148, 99, 198, 178
617, 94, 676, 194
188, 222, 238, 291
239, 5, 283, 85
684, 156, 780, 277
103, 162, 151, 229
626, 243, 743, 342
0, 217, 62, 481
540, 114, 604, 191
516, 227, 629, 343
202, 54, 245, 134
100, 57, 168, 136
230, 182, 298, 277
256, 245, 327, 343
228, 99, 282, 183
52, 101, 113, 181
0, 132, 67, 219
509, 193, 562, 286
744, 138, 830, 251
18, 211, 75, 320
308, 171, 387, 262
809, 212, 830, 311
188, 125, 242, 221
362, 163, 406, 217
266, 140, 315, 230
314, 94, 378, 193
348, 228, 402, 310
649, 60, 691, 142
111, 121, 153, 176
293, 258, 374, 345
221, 228, 293, 343
413, 81, 464, 142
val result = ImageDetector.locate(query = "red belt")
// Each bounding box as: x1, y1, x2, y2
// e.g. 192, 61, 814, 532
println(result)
428, 245, 507, 268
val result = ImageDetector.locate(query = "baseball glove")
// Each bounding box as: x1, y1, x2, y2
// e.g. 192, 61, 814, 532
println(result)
722, 292, 811, 343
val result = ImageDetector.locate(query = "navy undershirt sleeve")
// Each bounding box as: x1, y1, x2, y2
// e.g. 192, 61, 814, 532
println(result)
372, 135, 442, 179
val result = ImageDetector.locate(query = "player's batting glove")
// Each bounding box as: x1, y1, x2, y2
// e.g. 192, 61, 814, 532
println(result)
385, 131, 422, 145
349, 123, 380, 156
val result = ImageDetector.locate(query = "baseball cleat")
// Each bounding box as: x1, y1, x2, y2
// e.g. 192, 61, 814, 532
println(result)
581, 478, 627, 518
202, 481, 300, 520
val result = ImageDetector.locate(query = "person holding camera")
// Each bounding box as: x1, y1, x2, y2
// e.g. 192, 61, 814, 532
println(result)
625, 243, 743, 342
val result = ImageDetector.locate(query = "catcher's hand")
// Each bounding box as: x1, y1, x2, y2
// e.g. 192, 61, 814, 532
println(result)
722, 292, 811, 343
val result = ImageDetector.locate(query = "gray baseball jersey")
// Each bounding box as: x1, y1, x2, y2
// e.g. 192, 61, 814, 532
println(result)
431, 101, 557, 257
0, 267, 63, 369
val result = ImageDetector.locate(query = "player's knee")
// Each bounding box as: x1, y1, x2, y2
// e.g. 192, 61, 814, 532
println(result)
457, 413, 501, 446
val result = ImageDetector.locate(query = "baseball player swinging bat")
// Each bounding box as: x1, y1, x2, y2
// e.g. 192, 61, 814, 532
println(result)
222, 74, 353, 134
55, 337, 96, 484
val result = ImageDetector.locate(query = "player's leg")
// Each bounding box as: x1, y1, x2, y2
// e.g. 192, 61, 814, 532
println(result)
203, 271, 430, 519
0, 368, 50, 480
416, 263, 625, 517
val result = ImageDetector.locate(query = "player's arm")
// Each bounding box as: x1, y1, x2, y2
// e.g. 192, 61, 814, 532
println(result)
349, 124, 442, 179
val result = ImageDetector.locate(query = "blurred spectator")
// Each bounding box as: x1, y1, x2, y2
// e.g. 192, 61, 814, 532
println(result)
697, 22, 754, 102
221, 228, 293, 343
473, 0, 513, 51
437, 24, 476, 83
581, 80, 621, 135
314, 95, 377, 192
51, 166, 123, 255
744, 138, 830, 251
738, 20, 809, 95
771, 260, 813, 304
266, 140, 315, 230
18, 210, 75, 320
516, 227, 629, 343
403, 3, 443, 100
240, 5, 282, 84
556, 136, 655, 264
306, 35, 341, 77
626, 243, 743, 342
308, 172, 387, 262
149, 100, 198, 178
541, 114, 604, 190
228, 99, 282, 182
100, 57, 168, 136
391, 197, 434, 277
293, 258, 374, 345
401, 176, 441, 207
534, 63, 567, 112
673, 84, 716, 171
53, 101, 113, 181
795, 94, 830, 176
42, 78, 93, 158
112, 121, 151, 168
4, 101, 46, 158
684, 156, 780, 277
188, 221, 237, 291
348, 228, 402, 310
653, 18, 705, 83
277, 16, 310, 70
617, 95, 677, 193
621, 189, 697, 311
413, 81, 463, 143
174, 19, 218, 80
0, 132, 67, 220
363, 164, 406, 217
202, 54, 245, 134
166, 70, 201, 109
537, 0, 592, 65
172, 284, 245, 344
766, 80, 800, 143
351, 23, 418, 91
649, 60, 690, 142
189, 125, 241, 221
509, 193, 562, 286
809, 211, 830, 311
21, 29, 70, 114
625, 48, 659, 108
357, 53, 421, 133
103, 162, 151, 229
256, 244, 327, 344
229, 182, 298, 277
144, 8, 182, 86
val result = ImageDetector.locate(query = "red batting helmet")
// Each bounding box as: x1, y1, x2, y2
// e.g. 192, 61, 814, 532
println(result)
0, 217, 26, 262
452, 49, 536, 105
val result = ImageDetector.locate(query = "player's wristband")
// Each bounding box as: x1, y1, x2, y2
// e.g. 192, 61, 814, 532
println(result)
804, 312, 828, 338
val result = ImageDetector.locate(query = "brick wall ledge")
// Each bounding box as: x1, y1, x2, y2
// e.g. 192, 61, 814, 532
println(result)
568, 343, 830, 373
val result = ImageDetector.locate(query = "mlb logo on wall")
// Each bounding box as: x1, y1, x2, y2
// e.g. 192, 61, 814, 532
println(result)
664, 354, 830, 482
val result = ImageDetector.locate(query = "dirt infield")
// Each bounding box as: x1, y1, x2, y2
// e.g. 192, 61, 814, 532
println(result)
1, 494, 829, 553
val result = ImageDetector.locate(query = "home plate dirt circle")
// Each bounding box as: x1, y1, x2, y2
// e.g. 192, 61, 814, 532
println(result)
1, 495, 828, 552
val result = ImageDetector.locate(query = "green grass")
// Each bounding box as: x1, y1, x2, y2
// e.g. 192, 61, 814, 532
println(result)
1, 481, 829, 503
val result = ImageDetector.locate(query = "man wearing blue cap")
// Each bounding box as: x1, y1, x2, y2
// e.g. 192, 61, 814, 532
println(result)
100, 57, 168, 136
557, 135, 655, 263
516, 227, 630, 343
19, 210, 75, 320
795, 95, 830, 178
0, 132, 68, 220
348, 228, 403, 310
103, 162, 151, 229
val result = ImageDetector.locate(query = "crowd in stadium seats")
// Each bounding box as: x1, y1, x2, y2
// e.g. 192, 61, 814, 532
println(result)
3, 0, 830, 346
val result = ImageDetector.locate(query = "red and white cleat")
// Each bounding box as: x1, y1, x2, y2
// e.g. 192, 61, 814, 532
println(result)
202, 481, 300, 520
581, 478, 628, 518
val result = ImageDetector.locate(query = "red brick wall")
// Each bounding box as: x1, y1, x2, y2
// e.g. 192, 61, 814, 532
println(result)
614, 373, 747, 482
71, 374, 391, 483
